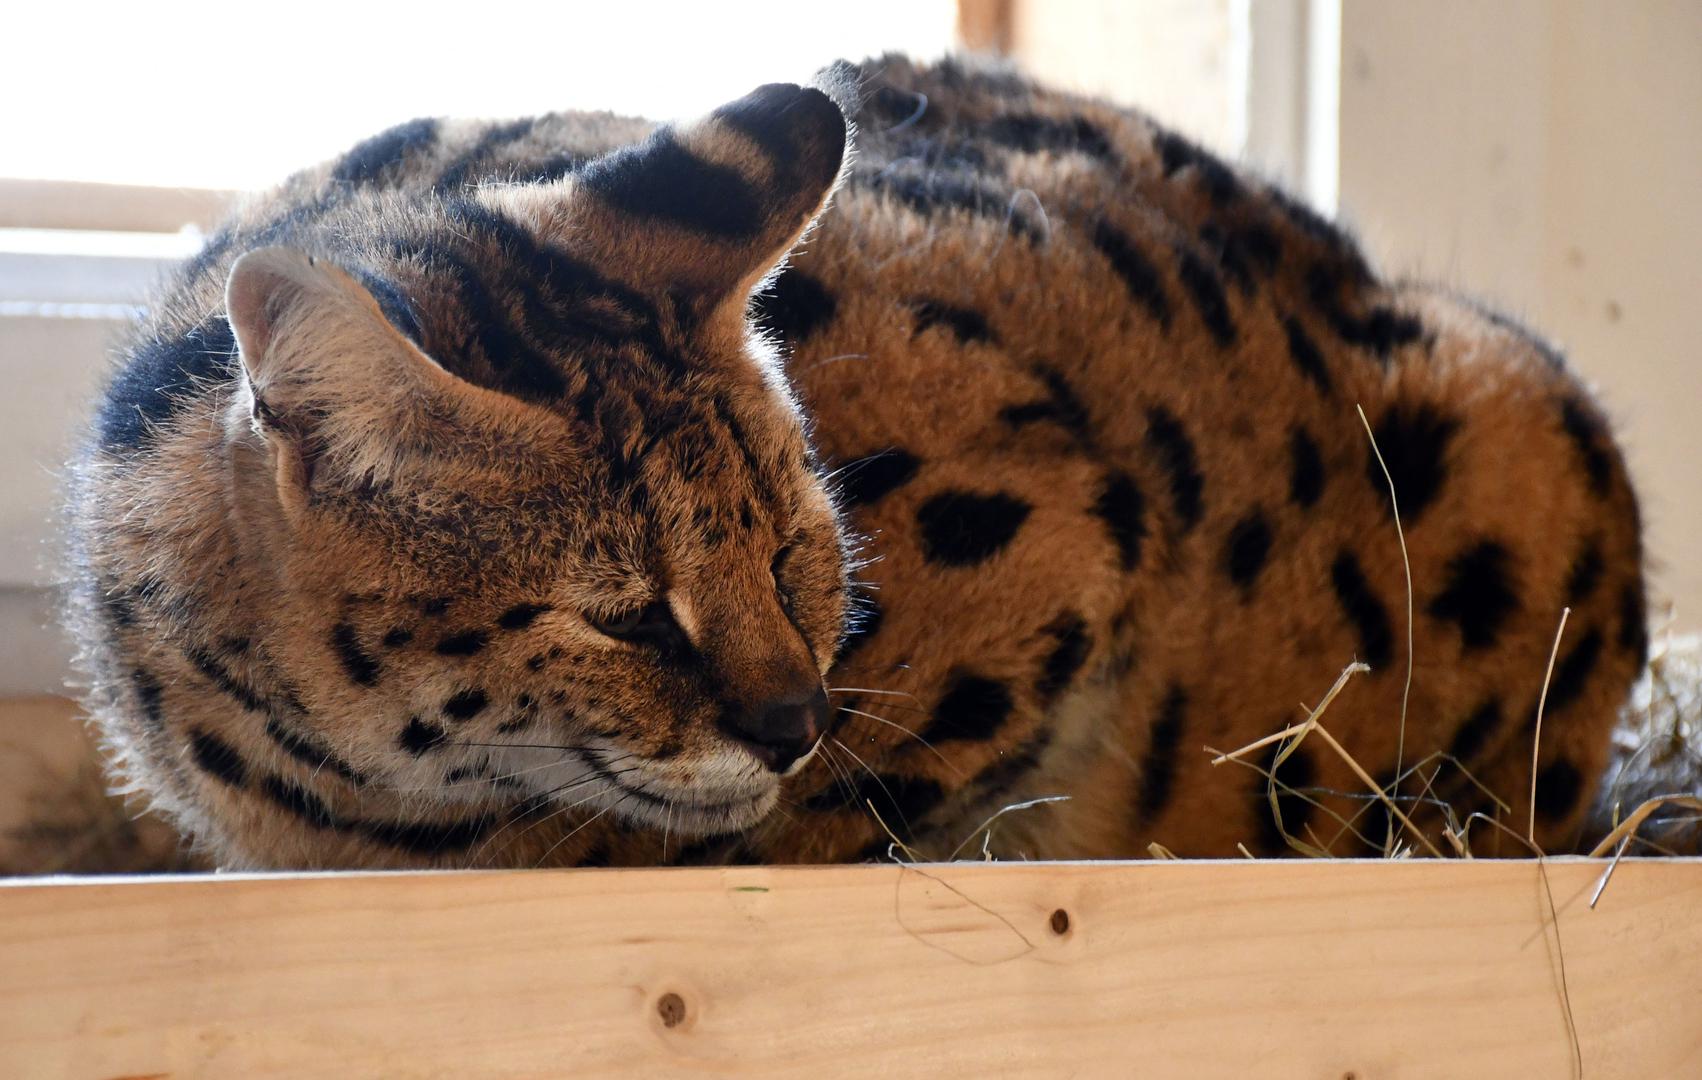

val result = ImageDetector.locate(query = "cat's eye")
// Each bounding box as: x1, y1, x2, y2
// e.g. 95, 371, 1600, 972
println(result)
771, 545, 798, 611
587, 600, 677, 643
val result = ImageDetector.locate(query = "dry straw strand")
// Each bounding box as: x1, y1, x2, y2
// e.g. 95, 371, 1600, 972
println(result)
1358, 404, 1416, 853
1529, 607, 1573, 844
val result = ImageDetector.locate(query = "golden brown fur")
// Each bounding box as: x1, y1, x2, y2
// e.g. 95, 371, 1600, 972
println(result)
65, 56, 1647, 869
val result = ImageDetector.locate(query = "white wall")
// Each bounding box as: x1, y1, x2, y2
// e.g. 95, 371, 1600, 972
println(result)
1337, 0, 1701, 633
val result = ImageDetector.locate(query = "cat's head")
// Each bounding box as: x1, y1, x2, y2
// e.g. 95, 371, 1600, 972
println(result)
222, 74, 859, 837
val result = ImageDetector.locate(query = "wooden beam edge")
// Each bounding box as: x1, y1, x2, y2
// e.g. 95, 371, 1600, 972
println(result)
2, 858, 1698, 1077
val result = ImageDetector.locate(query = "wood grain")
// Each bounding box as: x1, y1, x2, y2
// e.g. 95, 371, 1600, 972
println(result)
1, 859, 1698, 1077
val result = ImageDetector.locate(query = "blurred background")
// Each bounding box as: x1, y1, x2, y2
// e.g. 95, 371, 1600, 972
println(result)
0, 1, 1696, 857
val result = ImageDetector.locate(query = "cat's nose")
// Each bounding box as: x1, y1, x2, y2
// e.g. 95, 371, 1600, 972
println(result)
720, 685, 830, 773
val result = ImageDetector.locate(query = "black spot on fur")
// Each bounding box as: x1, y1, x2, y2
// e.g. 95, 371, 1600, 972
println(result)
435, 629, 490, 657
1283, 315, 1332, 394
1289, 427, 1326, 508
260, 775, 339, 830
331, 117, 439, 185
1037, 617, 1092, 703
443, 688, 489, 722
1135, 685, 1187, 824
1428, 541, 1519, 650
916, 490, 1032, 567
381, 627, 413, 649
183, 645, 271, 714
1202, 221, 1283, 294
1174, 244, 1237, 346
579, 129, 764, 238
754, 269, 838, 344
408, 211, 578, 402
1001, 368, 1094, 444
1092, 220, 1172, 327
836, 449, 920, 507
1094, 470, 1148, 571
1367, 404, 1460, 525
1449, 697, 1503, 765
863, 168, 1045, 242
1544, 627, 1602, 716
98, 317, 238, 452
360, 810, 491, 854
1565, 541, 1606, 606
1145, 407, 1204, 531
102, 585, 138, 630
266, 718, 367, 785
442, 765, 485, 785
1224, 511, 1274, 591
130, 668, 165, 733
421, 596, 452, 616
912, 299, 996, 344
1253, 742, 1317, 855
497, 604, 550, 631
497, 152, 586, 189
970, 729, 1054, 804
350, 267, 423, 345
1198, 223, 1253, 295
398, 716, 448, 755
1559, 398, 1614, 497
1269, 190, 1369, 277
434, 116, 538, 190
1533, 759, 1585, 822
984, 113, 1116, 162
1331, 551, 1393, 669
930, 674, 1016, 742
1152, 129, 1241, 205
1357, 307, 1424, 357
189, 728, 247, 788
1618, 584, 1649, 668
330, 623, 381, 686
1306, 266, 1424, 358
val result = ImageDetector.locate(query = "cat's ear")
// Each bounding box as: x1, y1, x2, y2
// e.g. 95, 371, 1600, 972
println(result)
565, 68, 856, 311
226, 246, 497, 490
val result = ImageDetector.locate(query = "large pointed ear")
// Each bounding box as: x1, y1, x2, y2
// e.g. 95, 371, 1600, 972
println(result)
226, 246, 492, 490
565, 68, 856, 311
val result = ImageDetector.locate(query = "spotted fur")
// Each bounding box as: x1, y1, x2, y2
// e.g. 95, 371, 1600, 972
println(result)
66, 55, 1646, 868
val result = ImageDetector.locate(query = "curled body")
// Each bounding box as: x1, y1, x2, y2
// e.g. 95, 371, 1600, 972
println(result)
66, 55, 1647, 868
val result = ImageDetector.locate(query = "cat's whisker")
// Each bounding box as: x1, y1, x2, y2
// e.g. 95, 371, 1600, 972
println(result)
798, 352, 870, 375
459, 741, 618, 753
826, 687, 921, 703
386, 749, 642, 797
472, 777, 626, 867
829, 736, 922, 842
814, 741, 860, 809
836, 706, 958, 774
531, 804, 615, 869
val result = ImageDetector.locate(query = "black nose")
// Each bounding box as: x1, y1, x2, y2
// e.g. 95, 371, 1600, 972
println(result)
720, 686, 829, 773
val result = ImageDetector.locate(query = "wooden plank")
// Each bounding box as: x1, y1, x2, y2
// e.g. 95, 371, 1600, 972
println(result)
0, 178, 233, 233
1, 860, 1697, 1077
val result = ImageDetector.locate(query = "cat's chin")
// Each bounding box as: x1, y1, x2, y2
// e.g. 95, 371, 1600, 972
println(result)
600, 774, 780, 837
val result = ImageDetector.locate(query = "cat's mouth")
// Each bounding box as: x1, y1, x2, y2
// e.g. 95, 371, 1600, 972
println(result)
582, 749, 778, 835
